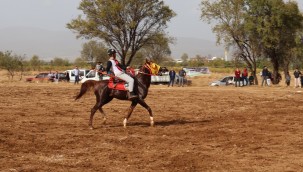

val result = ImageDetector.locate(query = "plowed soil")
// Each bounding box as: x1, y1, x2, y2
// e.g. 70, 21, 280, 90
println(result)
1, 75, 303, 171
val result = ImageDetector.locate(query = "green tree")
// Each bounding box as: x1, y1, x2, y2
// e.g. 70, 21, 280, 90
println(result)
188, 55, 205, 67
209, 58, 226, 68
139, 33, 173, 65
201, 0, 260, 84
81, 40, 108, 64
29, 55, 42, 71
73, 57, 89, 68
245, 0, 303, 84
52, 57, 70, 66
201, 0, 303, 85
0, 51, 25, 80
130, 51, 145, 67
180, 53, 188, 61
180, 53, 189, 66
67, 0, 175, 66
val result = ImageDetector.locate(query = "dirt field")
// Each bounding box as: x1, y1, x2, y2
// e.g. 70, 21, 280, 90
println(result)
1, 73, 303, 171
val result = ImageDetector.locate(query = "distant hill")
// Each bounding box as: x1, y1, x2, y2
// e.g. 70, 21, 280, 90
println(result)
0, 27, 84, 60
0, 27, 225, 61
169, 37, 225, 59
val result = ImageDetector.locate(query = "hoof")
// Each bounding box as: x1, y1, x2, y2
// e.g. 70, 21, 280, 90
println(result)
151, 121, 155, 127
89, 126, 94, 130
123, 119, 127, 128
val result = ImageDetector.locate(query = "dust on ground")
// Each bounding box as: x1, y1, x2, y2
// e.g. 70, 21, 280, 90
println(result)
1, 73, 303, 171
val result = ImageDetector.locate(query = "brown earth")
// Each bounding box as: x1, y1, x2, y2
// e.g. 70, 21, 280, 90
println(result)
1, 72, 303, 171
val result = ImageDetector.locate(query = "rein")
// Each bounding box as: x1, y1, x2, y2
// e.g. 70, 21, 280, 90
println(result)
138, 71, 154, 76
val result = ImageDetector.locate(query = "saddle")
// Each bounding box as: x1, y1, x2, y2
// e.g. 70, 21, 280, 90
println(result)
108, 76, 128, 91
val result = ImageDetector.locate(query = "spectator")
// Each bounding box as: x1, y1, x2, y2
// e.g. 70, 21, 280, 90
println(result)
234, 68, 241, 87
285, 71, 291, 87
242, 67, 248, 86
96, 62, 104, 80
47, 71, 53, 78
261, 66, 269, 86
73, 66, 80, 84
293, 68, 301, 88
54, 71, 59, 83
267, 71, 272, 86
178, 68, 186, 87
168, 69, 176, 87
248, 72, 254, 85
65, 71, 70, 82
51, 73, 55, 80
96, 62, 103, 71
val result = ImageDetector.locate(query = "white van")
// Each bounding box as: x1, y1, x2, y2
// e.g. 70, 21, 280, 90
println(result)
80, 70, 110, 83
65, 69, 90, 83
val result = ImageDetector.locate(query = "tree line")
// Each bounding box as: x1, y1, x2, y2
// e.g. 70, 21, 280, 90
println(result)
2, 0, 303, 84
67, 0, 303, 85
201, 0, 303, 84
0, 51, 72, 80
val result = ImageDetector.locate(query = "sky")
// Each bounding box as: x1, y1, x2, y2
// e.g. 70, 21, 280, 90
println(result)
0, 0, 215, 39
0, 0, 302, 60
0, 0, 80, 32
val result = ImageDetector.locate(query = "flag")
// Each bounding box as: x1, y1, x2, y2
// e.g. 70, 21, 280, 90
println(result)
146, 62, 160, 75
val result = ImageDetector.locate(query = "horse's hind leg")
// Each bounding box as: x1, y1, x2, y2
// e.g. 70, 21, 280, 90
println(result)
138, 100, 154, 127
123, 101, 138, 128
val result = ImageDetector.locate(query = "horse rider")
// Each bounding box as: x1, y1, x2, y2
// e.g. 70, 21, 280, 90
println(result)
105, 49, 138, 100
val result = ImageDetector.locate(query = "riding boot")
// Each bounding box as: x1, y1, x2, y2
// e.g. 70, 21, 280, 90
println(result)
127, 91, 138, 100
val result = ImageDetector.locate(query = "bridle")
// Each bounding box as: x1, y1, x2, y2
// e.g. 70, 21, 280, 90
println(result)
138, 63, 157, 76
136, 63, 156, 90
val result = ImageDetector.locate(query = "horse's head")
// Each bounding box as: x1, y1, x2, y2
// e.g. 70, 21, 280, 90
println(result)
141, 60, 160, 75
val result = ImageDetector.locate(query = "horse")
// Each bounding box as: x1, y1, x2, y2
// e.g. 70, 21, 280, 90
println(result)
75, 61, 160, 129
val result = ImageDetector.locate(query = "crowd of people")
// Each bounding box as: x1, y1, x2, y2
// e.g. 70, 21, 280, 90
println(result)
233, 67, 253, 87
260, 66, 273, 87
234, 66, 303, 88
48, 48, 303, 90
47, 71, 70, 83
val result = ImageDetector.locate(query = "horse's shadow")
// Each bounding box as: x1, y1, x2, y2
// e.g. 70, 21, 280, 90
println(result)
99, 119, 212, 128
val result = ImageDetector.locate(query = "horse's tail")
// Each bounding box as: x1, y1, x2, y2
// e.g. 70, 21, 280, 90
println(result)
75, 80, 97, 100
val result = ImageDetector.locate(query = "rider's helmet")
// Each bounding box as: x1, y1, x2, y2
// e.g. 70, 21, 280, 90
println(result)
107, 49, 116, 56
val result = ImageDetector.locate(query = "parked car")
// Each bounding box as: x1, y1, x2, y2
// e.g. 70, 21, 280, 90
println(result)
25, 73, 54, 82
209, 76, 247, 86
65, 69, 90, 83
158, 67, 169, 76
57, 72, 68, 82
175, 75, 192, 86
52, 72, 68, 82
80, 70, 110, 83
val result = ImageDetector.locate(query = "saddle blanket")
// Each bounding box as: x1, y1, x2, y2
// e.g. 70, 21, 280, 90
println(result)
108, 78, 128, 91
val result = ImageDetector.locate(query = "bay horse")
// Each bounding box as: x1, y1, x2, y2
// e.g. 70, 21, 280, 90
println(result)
75, 61, 159, 129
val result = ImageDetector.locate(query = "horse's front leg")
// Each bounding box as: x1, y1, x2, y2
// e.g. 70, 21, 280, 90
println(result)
123, 101, 138, 128
138, 100, 154, 127
98, 107, 107, 124
89, 104, 100, 129
89, 90, 106, 129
